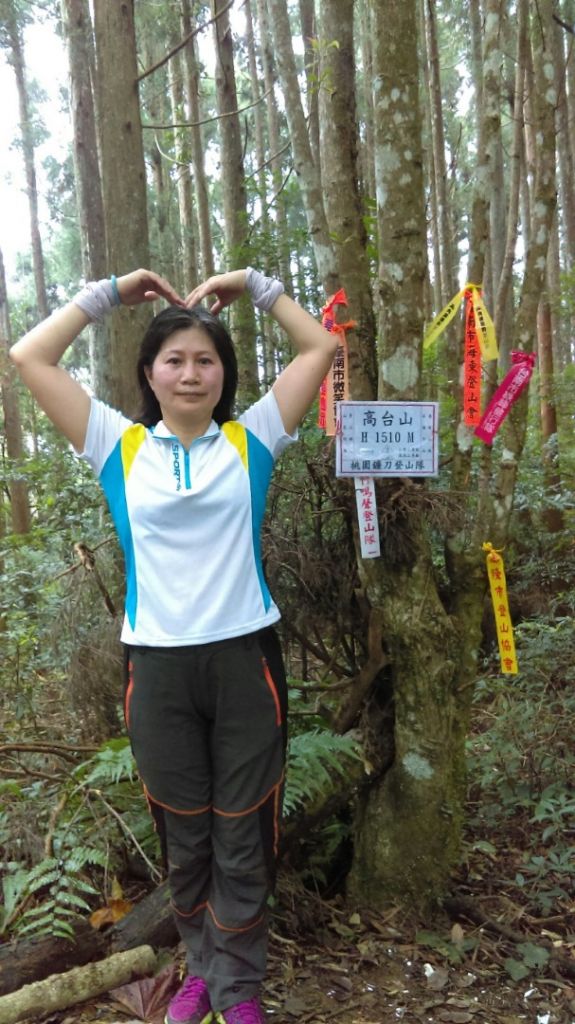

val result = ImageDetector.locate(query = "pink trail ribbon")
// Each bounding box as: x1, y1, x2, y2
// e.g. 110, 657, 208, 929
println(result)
474, 350, 537, 445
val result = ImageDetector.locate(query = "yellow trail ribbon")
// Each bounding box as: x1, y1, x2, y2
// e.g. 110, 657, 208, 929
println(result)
483, 542, 518, 675
423, 287, 465, 349
423, 283, 498, 362
473, 291, 498, 362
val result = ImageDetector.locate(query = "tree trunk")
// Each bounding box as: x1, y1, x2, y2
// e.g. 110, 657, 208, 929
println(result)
553, 12, 575, 271
357, 0, 375, 200
537, 280, 564, 534
0, 247, 31, 535
491, 0, 557, 540
61, 0, 110, 399
267, 0, 338, 295
348, 0, 461, 909
181, 0, 214, 281
318, 0, 377, 401
3, 7, 49, 320
254, 0, 292, 294
298, 0, 320, 162
169, 46, 198, 295
93, 0, 151, 416
424, 0, 457, 307
211, 0, 259, 406
494, 0, 527, 370
244, 0, 277, 387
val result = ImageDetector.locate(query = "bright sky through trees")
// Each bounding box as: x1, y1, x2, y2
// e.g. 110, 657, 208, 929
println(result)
0, 18, 71, 282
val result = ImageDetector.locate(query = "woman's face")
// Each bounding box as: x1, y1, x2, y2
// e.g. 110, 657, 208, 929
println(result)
145, 327, 224, 426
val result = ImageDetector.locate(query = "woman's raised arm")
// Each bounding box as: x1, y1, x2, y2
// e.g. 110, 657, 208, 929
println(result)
10, 269, 184, 452
184, 268, 338, 435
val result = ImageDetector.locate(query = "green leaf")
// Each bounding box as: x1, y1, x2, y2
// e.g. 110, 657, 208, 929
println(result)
516, 942, 550, 969
504, 958, 530, 981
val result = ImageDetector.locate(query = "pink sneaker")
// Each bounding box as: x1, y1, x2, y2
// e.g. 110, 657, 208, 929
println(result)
215, 996, 265, 1023
165, 975, 213, 1024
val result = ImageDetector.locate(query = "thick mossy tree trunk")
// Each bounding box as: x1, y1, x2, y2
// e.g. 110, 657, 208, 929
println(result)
347, 0, 462, 907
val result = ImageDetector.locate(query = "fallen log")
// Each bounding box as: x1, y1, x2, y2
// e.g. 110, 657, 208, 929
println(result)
0, 759, 369, 996
0, 885, 175, 997
0, 944, 156, 1024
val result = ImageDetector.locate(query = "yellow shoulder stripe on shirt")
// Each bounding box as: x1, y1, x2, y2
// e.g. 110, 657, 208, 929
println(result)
221, 421, 248, 471
121, 424, 147, 479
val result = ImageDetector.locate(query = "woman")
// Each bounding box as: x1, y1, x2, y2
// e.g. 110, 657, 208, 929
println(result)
10, 267, 338, 1024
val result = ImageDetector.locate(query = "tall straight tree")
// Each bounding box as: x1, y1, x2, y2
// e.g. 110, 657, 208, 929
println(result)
0, 3, 49, 320
61, 0, 109, 398
317, 0, 377, 400
211, 0, 259, 405
254, 0, 292, 292
93, 0, 151, 415
491, 0, 557, 540
181, 0, 215, 281
0, 247, 31, 535
267, 0, 338, 294
169, 45, 198, 295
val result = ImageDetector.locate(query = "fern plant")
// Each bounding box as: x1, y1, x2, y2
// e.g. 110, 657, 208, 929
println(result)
284, 728, 362, 816
13, 846, 106, 940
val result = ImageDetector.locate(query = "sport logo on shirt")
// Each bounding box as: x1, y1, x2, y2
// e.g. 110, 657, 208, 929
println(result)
171, 443, 182, 491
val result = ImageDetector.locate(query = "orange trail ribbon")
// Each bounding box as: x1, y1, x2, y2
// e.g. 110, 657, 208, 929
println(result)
463, 289, 482, 426
319, 289, 352, 436
475, 350, 536, 445
483, 542, 518, 675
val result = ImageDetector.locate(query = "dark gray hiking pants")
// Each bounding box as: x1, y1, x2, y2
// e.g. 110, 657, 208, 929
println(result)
124, 628, 287, 1013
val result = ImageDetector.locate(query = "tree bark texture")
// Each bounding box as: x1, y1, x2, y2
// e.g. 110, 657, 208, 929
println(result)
169, 46, 198, 295
182, 0, 215, 281
318, 0, 377, 400
61, 0, 110, 400
537, 293, 564, 533
211, 0, 260, 407
348, 0, 462, 908
0, 248, 31, 534
267, 0, 338, 295
0, 945, 156, 1024
254, 0, 292, 294
491, 0, 557, 542
3, 7, 49, 321
93, 0, 151, 416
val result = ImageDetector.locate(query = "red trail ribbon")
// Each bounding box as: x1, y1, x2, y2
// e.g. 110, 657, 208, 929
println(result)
475, 350, 536, 445
463, 289, 482, 426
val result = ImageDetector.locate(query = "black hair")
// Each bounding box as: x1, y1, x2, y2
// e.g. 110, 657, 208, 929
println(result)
135, 305, 238, 427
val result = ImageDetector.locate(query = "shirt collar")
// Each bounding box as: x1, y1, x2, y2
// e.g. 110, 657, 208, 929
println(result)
150, 419, 220, 443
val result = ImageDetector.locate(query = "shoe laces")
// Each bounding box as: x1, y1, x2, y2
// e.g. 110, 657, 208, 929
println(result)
176, 975, 208, 1004
221, 997, 264, 1024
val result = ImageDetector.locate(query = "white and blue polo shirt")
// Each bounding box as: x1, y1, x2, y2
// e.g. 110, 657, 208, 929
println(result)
79, 390, 296, 646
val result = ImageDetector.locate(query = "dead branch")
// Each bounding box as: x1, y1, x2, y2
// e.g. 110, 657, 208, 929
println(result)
283, 621, 353, 679
0, 742, 99, 759
333, 609, 390, 733
87, 789, 162, 884
73, 543, 117, 618
0, 945, 156, 1024
137, 0, 235, 81
144, 85, 273, 130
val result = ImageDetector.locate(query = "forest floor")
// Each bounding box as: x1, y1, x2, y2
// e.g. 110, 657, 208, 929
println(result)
30, 874, 575, 1024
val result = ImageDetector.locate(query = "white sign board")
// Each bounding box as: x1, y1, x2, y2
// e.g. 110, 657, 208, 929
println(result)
336, 401, 439, 478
